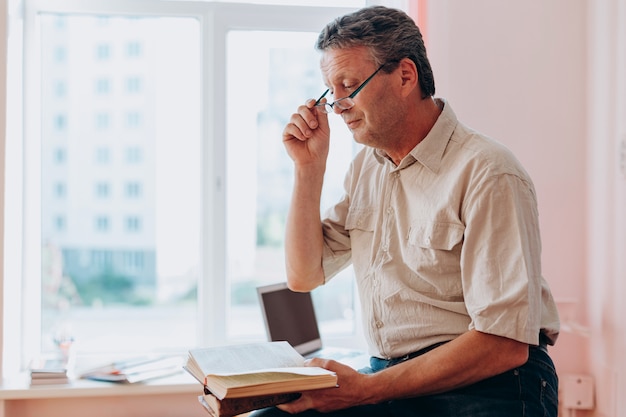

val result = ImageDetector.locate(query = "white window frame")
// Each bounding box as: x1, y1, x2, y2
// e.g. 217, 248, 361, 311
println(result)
5, 0, 360, 375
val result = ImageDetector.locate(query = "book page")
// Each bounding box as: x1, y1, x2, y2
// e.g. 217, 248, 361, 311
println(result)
189, 341, 305, 376
210, 369, 334, 388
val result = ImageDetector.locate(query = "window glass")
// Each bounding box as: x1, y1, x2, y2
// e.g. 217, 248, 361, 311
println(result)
226, 31, 362, 342
39, 13, 201, 354
18, 3, 371, 367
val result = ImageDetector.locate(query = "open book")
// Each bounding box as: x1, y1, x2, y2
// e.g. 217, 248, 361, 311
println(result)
184, 341, 337, 400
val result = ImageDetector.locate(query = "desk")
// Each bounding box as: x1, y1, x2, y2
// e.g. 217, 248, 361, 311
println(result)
0, 372, 205, 417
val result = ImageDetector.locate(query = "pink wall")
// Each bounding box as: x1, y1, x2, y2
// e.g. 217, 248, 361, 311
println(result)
424, 0, 589, 371
420, 1, 626, 416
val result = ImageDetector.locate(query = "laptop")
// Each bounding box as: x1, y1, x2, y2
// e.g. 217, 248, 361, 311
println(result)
256, 282, 370, 370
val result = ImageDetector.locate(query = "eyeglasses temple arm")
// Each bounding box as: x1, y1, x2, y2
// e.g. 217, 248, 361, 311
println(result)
314, 89, 329, 105
349, 64, 386, 99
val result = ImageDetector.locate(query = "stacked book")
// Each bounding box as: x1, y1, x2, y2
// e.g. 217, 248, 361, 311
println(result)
198, 388, 300, 417
184, 341, 338, 417
29, 357, 70, 385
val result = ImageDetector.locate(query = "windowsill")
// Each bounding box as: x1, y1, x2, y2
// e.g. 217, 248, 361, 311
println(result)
0, 371, 199, 400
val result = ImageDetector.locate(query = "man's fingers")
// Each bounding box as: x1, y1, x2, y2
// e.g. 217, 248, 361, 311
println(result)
283, 104, 323, 142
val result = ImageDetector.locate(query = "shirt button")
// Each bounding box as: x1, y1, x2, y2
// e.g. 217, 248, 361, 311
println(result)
376, 321, 384, 329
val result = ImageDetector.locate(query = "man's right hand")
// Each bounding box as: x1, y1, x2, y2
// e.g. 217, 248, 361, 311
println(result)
282, 98, 331, 169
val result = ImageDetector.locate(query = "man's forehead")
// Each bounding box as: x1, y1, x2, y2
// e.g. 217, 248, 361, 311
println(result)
320, 47, 374, 75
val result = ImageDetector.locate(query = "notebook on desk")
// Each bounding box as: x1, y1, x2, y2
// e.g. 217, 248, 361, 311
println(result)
256, 282, 369, 370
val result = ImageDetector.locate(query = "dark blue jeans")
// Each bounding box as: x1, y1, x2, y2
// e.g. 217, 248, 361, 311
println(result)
250, 345, 558, 417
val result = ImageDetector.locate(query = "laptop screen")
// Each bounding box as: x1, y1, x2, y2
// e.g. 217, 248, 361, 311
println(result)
257, 282, 323, 355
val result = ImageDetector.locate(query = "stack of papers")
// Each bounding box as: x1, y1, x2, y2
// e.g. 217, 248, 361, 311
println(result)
80, 355, 184, 383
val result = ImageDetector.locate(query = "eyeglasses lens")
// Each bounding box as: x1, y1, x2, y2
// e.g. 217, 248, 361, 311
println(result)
318, 97, 354, 114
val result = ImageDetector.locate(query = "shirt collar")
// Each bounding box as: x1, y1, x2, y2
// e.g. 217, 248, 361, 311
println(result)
410, 98, 458, 173
374, 98, 458, 173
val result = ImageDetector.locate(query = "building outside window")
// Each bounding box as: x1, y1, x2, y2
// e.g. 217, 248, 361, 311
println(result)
95, 78, 111, 95
95, 112, 110, 130
125, 76, 142, 94
126, 41, 142, 58
3, 0, 399, 375
95, 43, 110, 60
94, 182, 110, 198
95, 147, 110, 164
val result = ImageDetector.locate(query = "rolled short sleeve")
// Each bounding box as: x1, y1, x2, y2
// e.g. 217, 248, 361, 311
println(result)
461, 173, 543, 345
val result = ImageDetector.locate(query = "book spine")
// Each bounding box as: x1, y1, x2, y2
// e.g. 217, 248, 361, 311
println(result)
204, 391, 301, 416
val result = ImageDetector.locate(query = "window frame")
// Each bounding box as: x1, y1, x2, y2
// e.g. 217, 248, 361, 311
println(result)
7, 0, 359, 375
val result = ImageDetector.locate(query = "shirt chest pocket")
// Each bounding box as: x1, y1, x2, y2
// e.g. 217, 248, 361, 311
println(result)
345, 208, 378, 257
345, 208, 376, 233
405, 222, 464, 277
407, 222, 464, 250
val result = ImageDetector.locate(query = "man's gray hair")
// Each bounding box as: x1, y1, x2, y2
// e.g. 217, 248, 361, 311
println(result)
316, 6, 435, 99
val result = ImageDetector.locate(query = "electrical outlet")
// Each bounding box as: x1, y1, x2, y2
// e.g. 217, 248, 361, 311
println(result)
562, 373, 595, 410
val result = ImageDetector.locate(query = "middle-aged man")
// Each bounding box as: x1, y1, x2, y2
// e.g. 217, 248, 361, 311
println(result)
252, 5, 560, 417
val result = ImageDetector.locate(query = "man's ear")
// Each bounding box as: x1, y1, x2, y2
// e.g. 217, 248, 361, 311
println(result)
398, 58, 419, 97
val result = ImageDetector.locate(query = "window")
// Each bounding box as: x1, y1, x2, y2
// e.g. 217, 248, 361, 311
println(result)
123, 251, 145, 271
32, 9, 202, 357
124, 111, 142, 128
54, 114, 66, 131
94, 182, 110, 198
53, 15, 65, 29
54, 215, 66, 232
95, 43, 111, 60
54, 80, 66, 97
53, 182, 66, 198
95, 112, 110, 130
54, 147, 67, 164
95, 78, 111, 95
125, 216, 142, 233
125, 76, 142, 94
53, 46, 66, 62
94, 215, 110, 232
7, 0, 375, 374
125, 182, 142, 198
126, 41, 142, 58
125, 146, 142, 164
225, 30, 362, 341
95, 147, 110, 164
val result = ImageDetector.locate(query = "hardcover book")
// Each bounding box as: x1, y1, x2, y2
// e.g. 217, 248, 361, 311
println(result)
184, 341, 337, 400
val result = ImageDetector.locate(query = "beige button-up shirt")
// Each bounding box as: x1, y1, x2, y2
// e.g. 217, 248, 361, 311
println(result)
321, 99, 560, 359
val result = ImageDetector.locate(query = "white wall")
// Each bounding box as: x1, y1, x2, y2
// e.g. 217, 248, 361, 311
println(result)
586, 1, 626, 416
1, 0, 8, 380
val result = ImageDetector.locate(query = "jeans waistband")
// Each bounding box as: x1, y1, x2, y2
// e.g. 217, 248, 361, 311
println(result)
373, 334, 550, 371
371, 341, 449, 370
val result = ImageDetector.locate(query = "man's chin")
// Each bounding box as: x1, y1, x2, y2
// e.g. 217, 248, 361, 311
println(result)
351, 131, 370, 146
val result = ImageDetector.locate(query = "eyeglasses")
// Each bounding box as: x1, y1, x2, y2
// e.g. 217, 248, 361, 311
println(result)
314, 63, 386, 114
